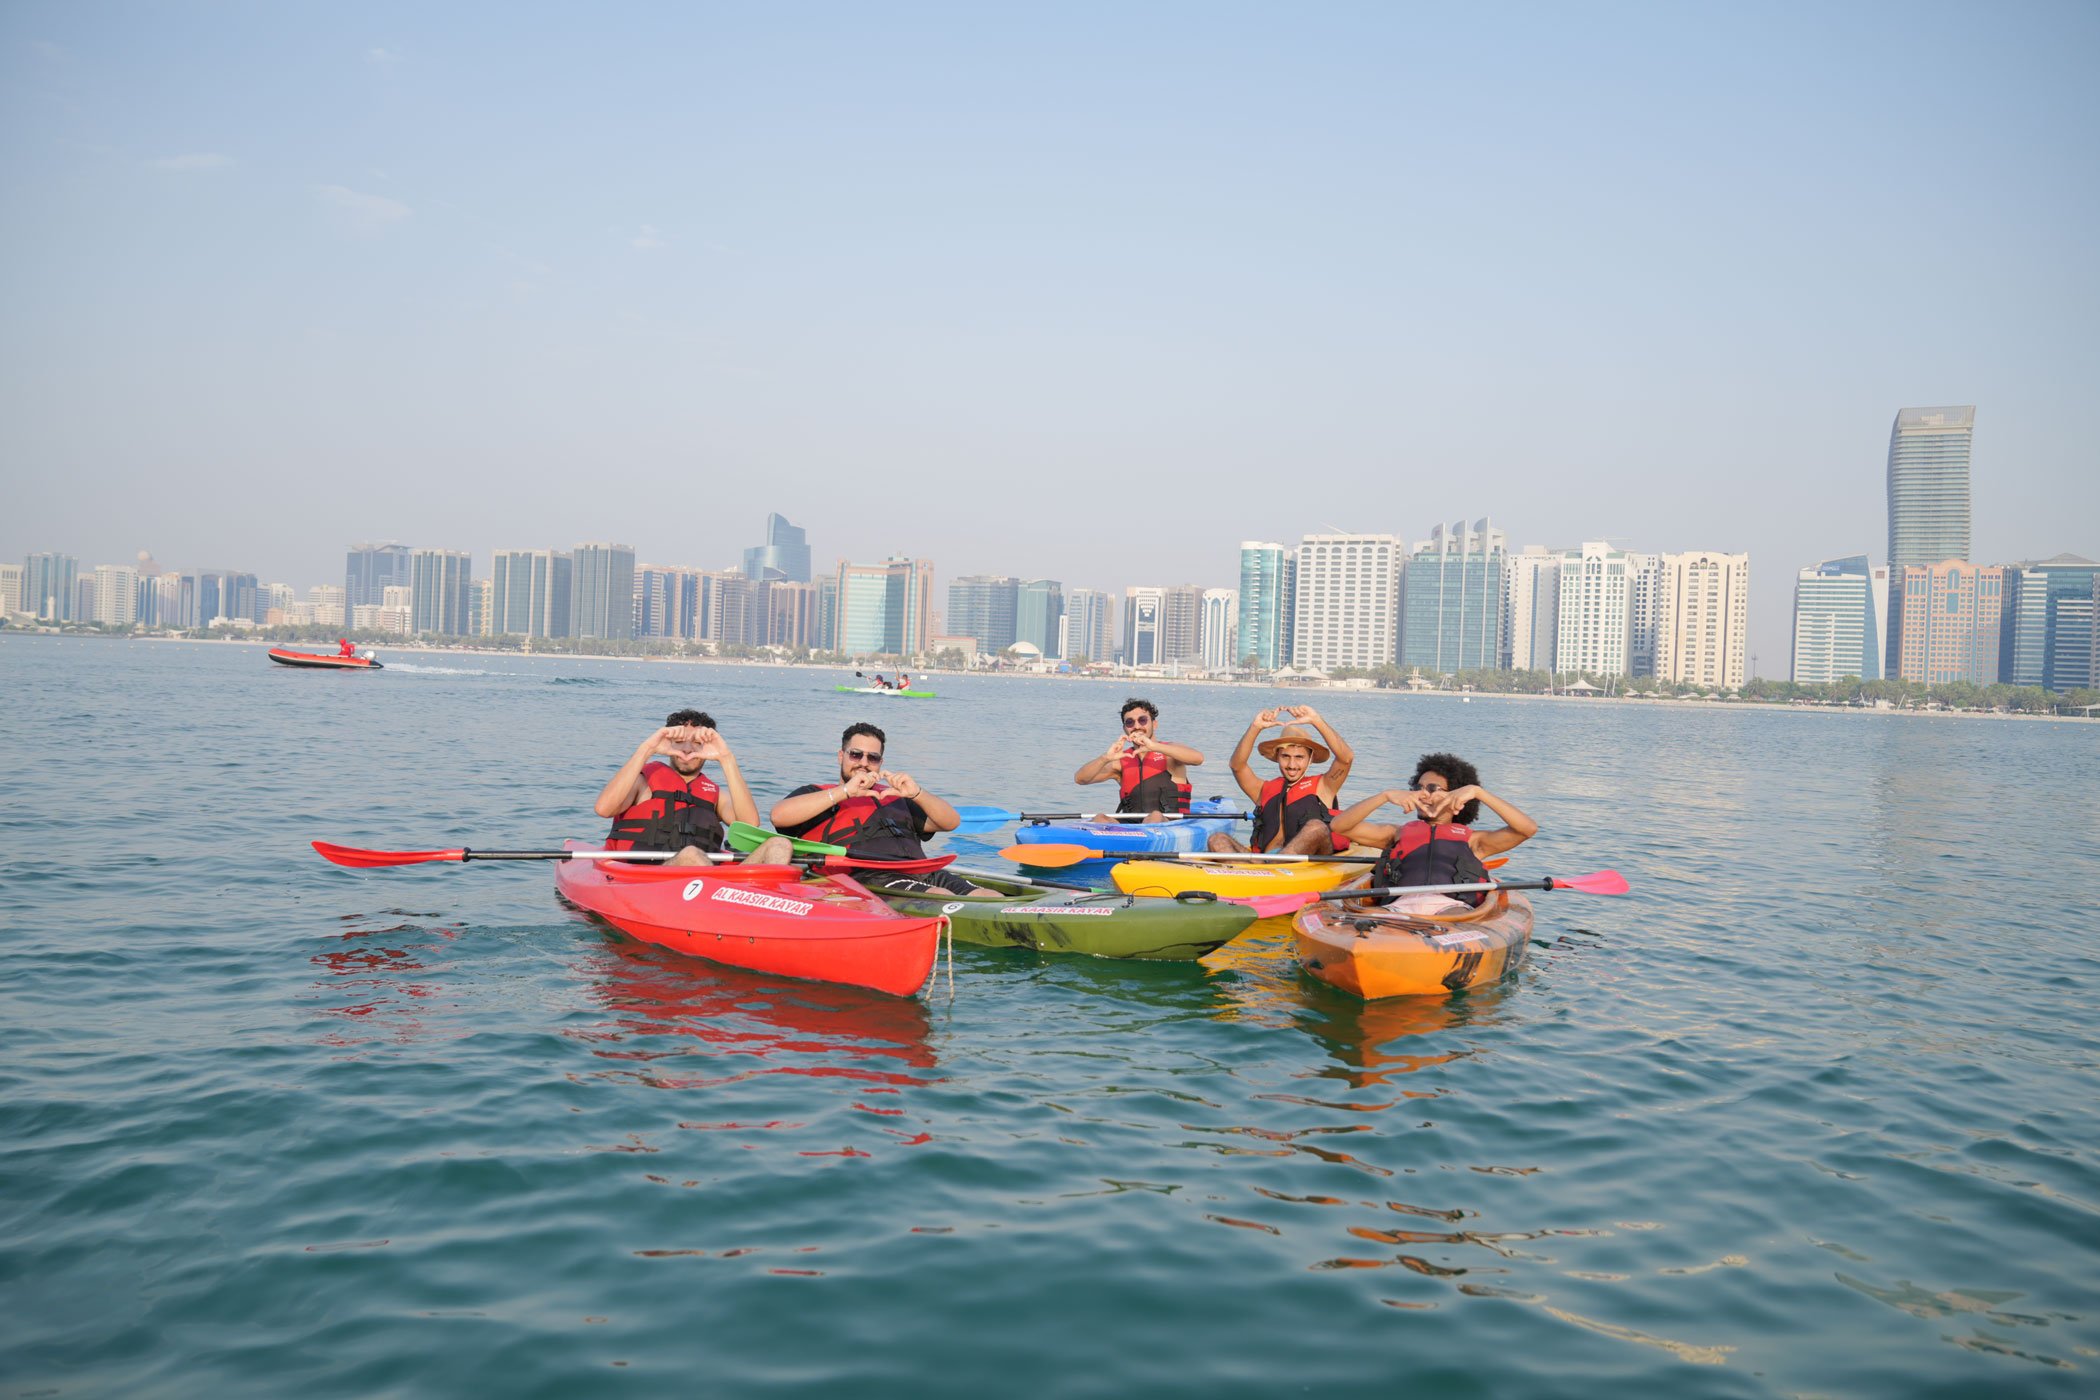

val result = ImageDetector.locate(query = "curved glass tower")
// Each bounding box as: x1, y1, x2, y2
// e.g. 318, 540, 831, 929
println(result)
1886, 406, 1973, 570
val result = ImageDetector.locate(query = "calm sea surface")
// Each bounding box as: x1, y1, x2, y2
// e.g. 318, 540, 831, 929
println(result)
3, 634, 2097, 1397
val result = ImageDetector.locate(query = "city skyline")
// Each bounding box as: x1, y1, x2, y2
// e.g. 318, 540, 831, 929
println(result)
4, 8, 2096, 671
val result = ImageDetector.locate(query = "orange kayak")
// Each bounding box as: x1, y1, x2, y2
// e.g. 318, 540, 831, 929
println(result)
1295, 889, 1533, 999
554, 843, 942, 996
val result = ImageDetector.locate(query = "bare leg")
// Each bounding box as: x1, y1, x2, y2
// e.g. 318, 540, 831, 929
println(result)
743, 836, 794, 865
669, 845, 710, 867
1207, 831, 1249, 853
1280, 820, 1333, 856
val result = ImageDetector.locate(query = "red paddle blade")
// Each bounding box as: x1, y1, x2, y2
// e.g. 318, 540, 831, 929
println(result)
1557, 869, 1629, 895
817, 853, 957, 876
312, 840, 467, 868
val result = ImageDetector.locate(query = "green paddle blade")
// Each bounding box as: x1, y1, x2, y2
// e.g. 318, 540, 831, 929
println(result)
726, 821, 844, 857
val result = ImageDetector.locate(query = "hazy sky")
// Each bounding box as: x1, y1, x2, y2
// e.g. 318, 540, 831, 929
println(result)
5, 1, 2096, 671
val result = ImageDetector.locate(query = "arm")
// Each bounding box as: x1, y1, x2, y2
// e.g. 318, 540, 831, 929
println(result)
1449, 787, 1538, 859
1327, 787, 1430, 850
770, 770, 879, 831
593, 727, 672, 818
705, 742, 760, 829
1074, 737, 1128, 786
883, 773, 958, 833
1291, 705, 1354, 800
1225, 711, 1276, 803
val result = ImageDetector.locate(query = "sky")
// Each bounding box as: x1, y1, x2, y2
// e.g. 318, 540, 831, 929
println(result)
4, 1, 2097, 673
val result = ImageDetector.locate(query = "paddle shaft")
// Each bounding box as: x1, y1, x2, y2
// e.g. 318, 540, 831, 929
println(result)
1319, 876, 1584, 900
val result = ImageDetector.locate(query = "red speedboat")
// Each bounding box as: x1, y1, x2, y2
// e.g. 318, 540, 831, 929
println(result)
554, 843, 943, 997
268, 647, 384, 670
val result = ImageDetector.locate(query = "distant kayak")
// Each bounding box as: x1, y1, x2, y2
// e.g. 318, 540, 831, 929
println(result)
268, 647, 383, 670
835, 685, 935, 698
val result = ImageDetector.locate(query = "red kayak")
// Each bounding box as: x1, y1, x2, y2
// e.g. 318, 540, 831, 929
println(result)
269, 647, 384, 670
553, 842, 943, 996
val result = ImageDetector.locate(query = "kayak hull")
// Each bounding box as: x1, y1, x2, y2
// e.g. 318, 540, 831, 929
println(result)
1295, 890, 1534, 999
268, 648, 382, 670
835, 686, 936, 698
1012, 800, 1246, 887
1111, 859, 1362, 899
864, 873, 1255, 960
553, 844, 941, 996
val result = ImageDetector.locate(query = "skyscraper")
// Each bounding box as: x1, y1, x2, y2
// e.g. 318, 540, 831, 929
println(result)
571, 543, 637, 640
0, 563, 24, 617
1236, 542, 1293, 671
91, 564, 138, 626
1161, 585, 1205, 665
947, 575, 1020, 652
1200, 588, 1239, 672
1016, 580, 1064, 658
1893, 561, 2002, 685
345, 544, 412, 612
833, 557, 933, 657
1291, 534, 1403, 672
1401, 518, 1505, 675
408, 550, 473, 635
1999, 554, 2100, 691
1886, 406, 1975, 571
1626, 552, 1665, 678
1061, 588, 1114, 664
1122, 586, 1166, 667
1652, 551, 1750, 689
742, 513, 811, 583
24, 552, 78, 622
1553, 542, 1633, 678
1502, 547, 1559, 672
491, 550, 574, 638
1790, 556, 1888, 684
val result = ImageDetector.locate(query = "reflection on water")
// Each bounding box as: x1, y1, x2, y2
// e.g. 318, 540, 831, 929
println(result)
307, 910, 466, 1052
567, 938, 938, 1088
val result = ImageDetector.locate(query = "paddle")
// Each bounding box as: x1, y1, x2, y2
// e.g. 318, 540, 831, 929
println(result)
1003, 843, 1386, 869
953, 805, 1252, 831
1232, 869, 1630, 920
726, 821, 843, 858
311, 840, 954, 876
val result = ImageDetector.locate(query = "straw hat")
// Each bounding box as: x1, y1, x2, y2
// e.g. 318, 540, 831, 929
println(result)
1257, 724, 1330, 763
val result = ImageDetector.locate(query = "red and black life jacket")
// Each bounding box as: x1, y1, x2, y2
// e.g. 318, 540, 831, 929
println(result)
799, 784, 927, 860
606, 763, 726, 853
1252, 774, 1332, 852
1118, 751, 1191, 818
1371, 822, 1490, 906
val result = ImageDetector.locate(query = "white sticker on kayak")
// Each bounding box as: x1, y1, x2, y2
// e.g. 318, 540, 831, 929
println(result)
712, 886, 814, 917
1002, 905, 1115, 916
682, 880, 706, 901
942, 902, 966, 915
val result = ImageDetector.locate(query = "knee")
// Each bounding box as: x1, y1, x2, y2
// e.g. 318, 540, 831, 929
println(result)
670, 846, 708, 867
1206, 831, 1238, 852
745, 837, 793, 865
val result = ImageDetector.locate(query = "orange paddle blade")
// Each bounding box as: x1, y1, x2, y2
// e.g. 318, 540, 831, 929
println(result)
996, 843, 1105, 868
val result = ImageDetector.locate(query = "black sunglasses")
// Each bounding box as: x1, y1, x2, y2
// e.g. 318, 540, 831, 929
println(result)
1121, 716, 1151, 729
845, 748, 884, 762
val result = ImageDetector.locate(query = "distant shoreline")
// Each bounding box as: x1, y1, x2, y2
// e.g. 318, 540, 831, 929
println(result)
25, 633, 2067, 725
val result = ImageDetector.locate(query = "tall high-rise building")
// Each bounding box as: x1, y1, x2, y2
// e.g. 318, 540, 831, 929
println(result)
91, 565, 138, 626
1886, 406, 1975, 571
742, 513, 811, 583
765, 581, 818, 649
1553, 541, 1633, 677
1791, 556, 1888, 684
1626, 552, 1665, 677
408, 550, 472, 635
1653, 551, 1750, 689
345, 544, 411, 612
833, 557, 933, 657
1291, 534, 1403, 672
571, 543, 637, 640
1122, 586, 1166, 667
0, 563, 24, 616
1160, 585, 1205, 665
1016, 580, 1064, 659
1401, 518, 1505, 675
491, 550, 575, 638
1200, 588, 1240, 673
693, 570, 755, 646
1999, 554, 2100, 692
1237, 542, 1294, 671
814, 577, 840, 651
1502, 547, 1560, 672
947, 575, 1020, 652
1894, 561, 2002, 685
635, 564, 707, 640
469, 578, 493, 637
1061, 588, 1114, 664
24, 553, 79, 621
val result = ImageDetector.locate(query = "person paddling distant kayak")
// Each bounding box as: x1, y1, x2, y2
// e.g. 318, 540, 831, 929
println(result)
1329, 752, 1537, 908
771, 723, 992, 894
594, 710, 790, 867
1207, 706, 1354, 854
1073, 698, 1205, 823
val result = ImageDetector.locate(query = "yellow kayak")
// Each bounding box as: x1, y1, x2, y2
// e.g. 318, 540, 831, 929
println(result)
1110, 859, 1362, 898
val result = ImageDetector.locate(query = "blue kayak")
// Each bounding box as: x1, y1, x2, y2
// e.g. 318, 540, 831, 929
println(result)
1010, 798, 1246, 886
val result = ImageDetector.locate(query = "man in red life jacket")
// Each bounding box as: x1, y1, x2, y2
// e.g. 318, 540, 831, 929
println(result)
1329, 752, 1538, 908
769, 722, 991, 894
1072, 698, 1205, 822
593, 709, 790, 867
1206, 706, 1354, 854
337, 637, 356, 658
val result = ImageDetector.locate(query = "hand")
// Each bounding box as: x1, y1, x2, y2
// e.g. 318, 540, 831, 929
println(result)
1255, 707, 1284, 727
1290, 704, 1320, 724
1126, 730, 1156, 754
690, 727, 729, 761
1423, 784, 1479, 823
1103, 737, 1131, 761
840, 769, 882, 798
1383, 787, 1428, 815
880, 770, 921, 800
645, 725, 680, 757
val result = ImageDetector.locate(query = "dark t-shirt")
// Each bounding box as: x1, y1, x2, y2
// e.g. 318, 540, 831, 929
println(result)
777, 784, 933, 859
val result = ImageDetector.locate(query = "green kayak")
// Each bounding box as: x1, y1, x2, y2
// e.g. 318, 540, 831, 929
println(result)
859, 871, 1255, 961
834, 685, 936, 699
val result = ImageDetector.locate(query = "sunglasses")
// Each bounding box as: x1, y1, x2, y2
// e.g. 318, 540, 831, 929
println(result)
1121, 716, 1151, 729
845, 748, 884, 763
1413, 781, 1449, 792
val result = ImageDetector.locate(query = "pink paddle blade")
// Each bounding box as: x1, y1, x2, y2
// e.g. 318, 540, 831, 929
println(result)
1230, 892, 1321, 919
312, 840, 467, 868
1557, 870, 1629, 895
